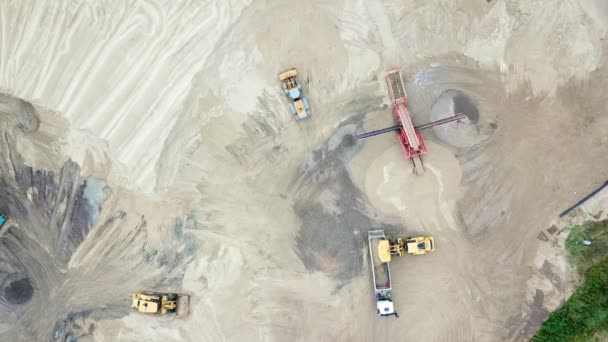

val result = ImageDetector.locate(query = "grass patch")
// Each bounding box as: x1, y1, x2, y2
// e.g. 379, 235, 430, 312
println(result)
565, 221, 608, 275
533, 220, 608, 342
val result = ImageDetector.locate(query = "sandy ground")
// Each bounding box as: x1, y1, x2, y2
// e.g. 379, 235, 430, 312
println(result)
0, 0, 608, 341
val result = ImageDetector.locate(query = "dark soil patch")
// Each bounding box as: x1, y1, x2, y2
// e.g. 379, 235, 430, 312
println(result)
453, 93, 479, 123
3, 277, 34, 304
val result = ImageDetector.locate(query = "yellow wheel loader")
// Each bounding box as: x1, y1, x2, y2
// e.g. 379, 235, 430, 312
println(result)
279, 68, 310, 121
131, 291, 190, 317
378, 236, 435, 263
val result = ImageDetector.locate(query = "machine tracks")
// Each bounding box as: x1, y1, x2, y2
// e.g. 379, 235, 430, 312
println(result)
412, 156, 425, 175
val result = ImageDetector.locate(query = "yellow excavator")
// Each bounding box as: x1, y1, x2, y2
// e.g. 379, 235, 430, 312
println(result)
131, 292, 189, 317
378, 236, 435, 263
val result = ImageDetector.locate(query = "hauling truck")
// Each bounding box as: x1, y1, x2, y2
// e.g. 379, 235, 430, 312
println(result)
132, 292, 190, 317
279, 68, 310, 121
368, 230, 398, 317
368, 230, 435, 317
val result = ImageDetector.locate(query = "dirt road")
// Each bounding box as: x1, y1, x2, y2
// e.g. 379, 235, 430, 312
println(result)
0, 1, 607, 341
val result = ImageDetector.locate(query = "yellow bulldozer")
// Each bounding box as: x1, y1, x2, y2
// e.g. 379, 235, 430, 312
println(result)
131, 292, 190, 317
378, 236, 435, 262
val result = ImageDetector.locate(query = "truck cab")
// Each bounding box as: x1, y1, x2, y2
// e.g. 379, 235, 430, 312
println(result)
376, 292, 397, 317
0, 215, 6, 228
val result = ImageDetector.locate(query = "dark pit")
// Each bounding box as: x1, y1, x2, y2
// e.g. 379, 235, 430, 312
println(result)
453, 93, 480, 123
341, 134, 355, 147
3, 277, 34, 304
429, 89, 492, 148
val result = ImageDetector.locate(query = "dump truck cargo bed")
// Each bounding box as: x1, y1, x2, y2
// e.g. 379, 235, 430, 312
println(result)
370, 238, 390, 289
368, 230, 392, 291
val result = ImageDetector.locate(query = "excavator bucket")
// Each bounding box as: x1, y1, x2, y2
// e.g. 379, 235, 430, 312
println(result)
279, 68, 298, 81
377, 240, 392, 263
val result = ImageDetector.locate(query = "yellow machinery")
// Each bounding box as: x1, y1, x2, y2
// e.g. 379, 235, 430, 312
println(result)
405, 236, 435, 256
378, 239, 405, 263
378, 236, 435, 262
132, 292, 189, 317
279, 68, 310, 120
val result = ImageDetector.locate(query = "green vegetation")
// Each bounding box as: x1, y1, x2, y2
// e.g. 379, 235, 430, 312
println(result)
566, 221, 608, 275
533, 220, 608, 342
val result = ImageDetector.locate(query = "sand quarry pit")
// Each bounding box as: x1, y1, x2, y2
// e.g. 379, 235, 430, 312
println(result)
1, 1, 608, 341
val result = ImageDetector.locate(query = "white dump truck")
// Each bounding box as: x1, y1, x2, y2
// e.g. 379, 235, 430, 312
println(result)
368, 230, 398, 318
